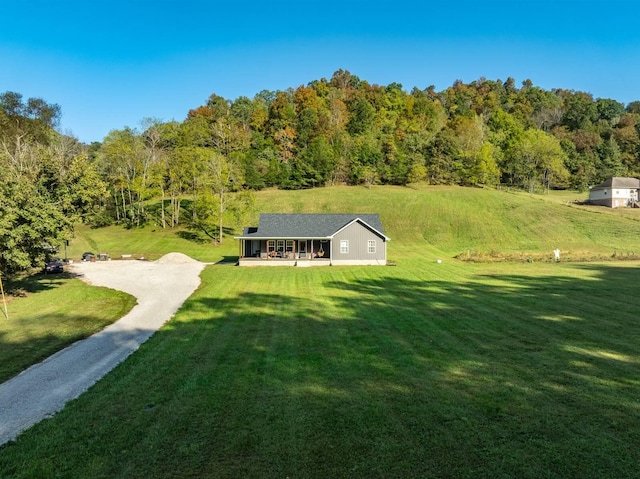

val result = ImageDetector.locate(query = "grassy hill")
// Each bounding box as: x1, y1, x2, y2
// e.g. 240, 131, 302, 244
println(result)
2, 185, 640, 478
70, 185, 640, 263
257, 185, 640, 258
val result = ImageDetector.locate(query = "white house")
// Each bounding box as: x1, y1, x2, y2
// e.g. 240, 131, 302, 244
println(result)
588, 177, 640, 208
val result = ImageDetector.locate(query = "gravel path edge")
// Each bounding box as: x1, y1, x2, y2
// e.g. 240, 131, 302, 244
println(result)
0, 253, 205, 446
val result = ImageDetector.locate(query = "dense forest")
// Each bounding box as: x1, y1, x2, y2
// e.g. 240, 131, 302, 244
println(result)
2, 70, 640, 271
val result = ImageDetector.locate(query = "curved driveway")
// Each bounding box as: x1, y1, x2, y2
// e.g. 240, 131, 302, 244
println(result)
0, 254, 204, 446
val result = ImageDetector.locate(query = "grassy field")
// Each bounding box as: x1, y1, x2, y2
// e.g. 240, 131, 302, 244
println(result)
255, 185, 640, 258
1, 185, 639, 477
65, 185, 640, 263
0, 273, 136, 383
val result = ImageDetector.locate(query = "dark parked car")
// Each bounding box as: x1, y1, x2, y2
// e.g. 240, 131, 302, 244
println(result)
44, 261, 64, 274
82, 252, 95, 261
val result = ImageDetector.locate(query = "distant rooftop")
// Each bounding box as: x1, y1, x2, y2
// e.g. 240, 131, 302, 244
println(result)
591, 177, 640, 189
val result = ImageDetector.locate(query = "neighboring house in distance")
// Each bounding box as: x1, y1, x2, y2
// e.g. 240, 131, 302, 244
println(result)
588, 177, 640, 208
235, 213, 390, 266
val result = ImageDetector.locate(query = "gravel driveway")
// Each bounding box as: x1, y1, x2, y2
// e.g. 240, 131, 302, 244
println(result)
0, 253, 205, 446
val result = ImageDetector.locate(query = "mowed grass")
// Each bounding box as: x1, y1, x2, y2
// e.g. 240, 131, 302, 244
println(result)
67, 223, 232, 263
0, 273, 136, 382
1, 260, 639, 478
1, 185, 640, 477
0, 212, 235, 382
254, 184, 640, 257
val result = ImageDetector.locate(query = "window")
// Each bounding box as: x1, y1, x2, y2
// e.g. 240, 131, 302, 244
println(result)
340, 240, 349, 254
368, 240, 376, 254
267, 240, 275, 253
286, 240, 294, 253
277, 240, 285, 253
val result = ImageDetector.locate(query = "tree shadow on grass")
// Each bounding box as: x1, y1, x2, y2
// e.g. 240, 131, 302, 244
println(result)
3, 273, 71, 299
1, 264, 639, 478
0, 328, 65, 383
175, 230, 209, 243
181, 265, 640, 477
0, 310, 124, 383
176, 226, 235, 244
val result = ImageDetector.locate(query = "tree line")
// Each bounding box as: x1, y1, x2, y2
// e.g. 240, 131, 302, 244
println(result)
2, 70, 640, 271
0, 92, 105, 273
97, 70, 640, 214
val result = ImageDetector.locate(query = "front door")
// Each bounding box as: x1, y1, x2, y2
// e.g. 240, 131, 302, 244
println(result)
298, 240, 307, 257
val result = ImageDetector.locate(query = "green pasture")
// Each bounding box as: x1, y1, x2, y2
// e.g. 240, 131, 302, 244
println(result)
1, 185, 640, 477
255, 185, 640, 258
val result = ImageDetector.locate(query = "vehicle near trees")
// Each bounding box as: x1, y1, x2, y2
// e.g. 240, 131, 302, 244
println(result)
44, 261, 64, 274
1, 91, 107, 275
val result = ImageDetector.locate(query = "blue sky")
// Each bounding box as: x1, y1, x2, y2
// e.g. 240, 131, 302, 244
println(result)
2, 0, 640, 144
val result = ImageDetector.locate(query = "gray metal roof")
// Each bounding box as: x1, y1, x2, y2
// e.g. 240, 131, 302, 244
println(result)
591, 177, 640, 189
237, 213, 388, 240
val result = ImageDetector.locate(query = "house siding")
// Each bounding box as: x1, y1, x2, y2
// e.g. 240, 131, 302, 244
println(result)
589, 188, 638, 208
588, 188, 614, 207
332, 221, 386, 265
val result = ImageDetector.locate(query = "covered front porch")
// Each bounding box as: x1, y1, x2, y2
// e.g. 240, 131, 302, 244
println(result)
237, 238, 332, 266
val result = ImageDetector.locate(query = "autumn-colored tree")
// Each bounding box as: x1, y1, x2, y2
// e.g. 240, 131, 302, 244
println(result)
612, 114, 640, 173
89, 72, 640, 212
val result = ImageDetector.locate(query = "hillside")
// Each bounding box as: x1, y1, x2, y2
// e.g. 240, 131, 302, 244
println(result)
250, 185, 640, 258
4, 184, 640, 478
72, 185, 640, 262
5, 77, 640, 274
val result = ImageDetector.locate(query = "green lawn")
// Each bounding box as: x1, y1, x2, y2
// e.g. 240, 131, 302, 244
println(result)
1, 185, 639, 477
0, 273, 136, 383
1, 259, 638, 478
